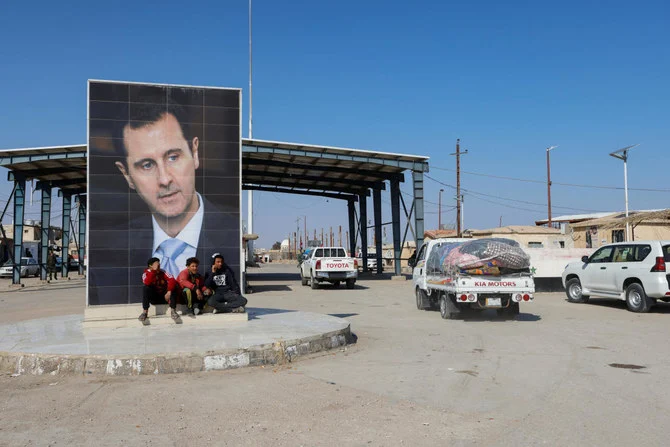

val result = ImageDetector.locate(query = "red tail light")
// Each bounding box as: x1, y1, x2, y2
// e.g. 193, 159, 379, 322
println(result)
651, 257, 666, 272
523, 294, 530, 301
460, 294, 467, 301
316, 260, 321, 270
354, 259, 358, 268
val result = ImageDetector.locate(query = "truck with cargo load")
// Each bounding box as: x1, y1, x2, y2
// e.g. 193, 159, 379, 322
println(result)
300, 246, 358, 289
411, 238, 535, 319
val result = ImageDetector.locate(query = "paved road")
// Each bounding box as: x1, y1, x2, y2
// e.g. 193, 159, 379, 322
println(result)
1, 264, 669, 446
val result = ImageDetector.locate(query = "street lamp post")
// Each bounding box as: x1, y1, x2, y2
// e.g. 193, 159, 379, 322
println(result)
438, 189, 444, 230
609, 144, 640, 242
546, 146, 558, 228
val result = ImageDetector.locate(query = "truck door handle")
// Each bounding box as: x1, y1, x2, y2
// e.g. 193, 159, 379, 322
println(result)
600, 267, 606, 270
621, 266, 628, 270
420, 269, 423, 275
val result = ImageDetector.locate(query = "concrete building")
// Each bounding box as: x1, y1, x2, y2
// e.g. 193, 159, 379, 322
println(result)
469, 225, 574, 249
570, 209, 670, 248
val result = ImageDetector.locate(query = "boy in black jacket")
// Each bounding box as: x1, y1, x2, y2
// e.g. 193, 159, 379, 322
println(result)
203, 253, 247, 313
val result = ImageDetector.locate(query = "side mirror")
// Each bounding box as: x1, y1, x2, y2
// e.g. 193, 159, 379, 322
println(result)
581, 255, 589, 263
408, 259, 416, 268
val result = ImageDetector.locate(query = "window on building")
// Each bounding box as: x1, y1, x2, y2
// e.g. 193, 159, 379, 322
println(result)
528, 242, 544, 248
612, 230, 625, 243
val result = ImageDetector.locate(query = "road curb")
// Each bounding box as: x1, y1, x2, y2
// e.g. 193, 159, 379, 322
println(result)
0, 326, 352, 376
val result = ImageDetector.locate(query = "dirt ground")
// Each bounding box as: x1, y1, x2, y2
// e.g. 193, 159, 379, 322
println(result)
1, 265, 670, 446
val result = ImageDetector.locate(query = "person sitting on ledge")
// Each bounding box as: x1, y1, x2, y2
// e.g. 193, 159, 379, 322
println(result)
139, 257, 179, 322
177, 257, 207, 316
203, 253, 247, 314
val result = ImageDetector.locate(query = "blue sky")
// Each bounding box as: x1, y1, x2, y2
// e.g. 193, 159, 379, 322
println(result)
1, 0, 668, 249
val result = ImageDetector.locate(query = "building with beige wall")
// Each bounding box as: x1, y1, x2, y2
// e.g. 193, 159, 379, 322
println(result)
469, 225, 574, 249
571, 210, 670, 248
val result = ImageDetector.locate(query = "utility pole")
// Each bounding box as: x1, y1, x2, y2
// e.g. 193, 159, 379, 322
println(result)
330, 227, 333, 246
450, 139, 468, 237
345, 230, 349, 253
546, 146, 558, 227
304, 216, 307, 247
438, 189, 444, 230
609, 144, 640, 241
338, 225, 342, 247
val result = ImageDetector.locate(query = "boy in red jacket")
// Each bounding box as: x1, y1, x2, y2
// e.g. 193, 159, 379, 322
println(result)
177, 257, 207, 316
139, 257, 179, 323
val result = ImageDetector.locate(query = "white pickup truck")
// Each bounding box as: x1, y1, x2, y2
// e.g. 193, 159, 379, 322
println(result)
411, 238, 535, 319
300, 247, 358, 289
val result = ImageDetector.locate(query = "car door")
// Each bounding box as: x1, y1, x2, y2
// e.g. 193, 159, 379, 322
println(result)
582, 246, 615, 293
611, 244, 652, 293
412, 244, 428, 290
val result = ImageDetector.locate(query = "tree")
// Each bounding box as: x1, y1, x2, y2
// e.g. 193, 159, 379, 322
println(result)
272, 241, 282, 250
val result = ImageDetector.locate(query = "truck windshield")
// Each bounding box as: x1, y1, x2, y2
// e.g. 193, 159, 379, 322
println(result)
663, 245, 670, 262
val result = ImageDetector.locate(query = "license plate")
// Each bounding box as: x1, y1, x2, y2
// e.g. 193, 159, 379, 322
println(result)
486, 298, 502, 307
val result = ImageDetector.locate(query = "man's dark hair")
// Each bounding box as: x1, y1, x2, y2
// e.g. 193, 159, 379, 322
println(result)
212, 254, 224, 265
186, 257, 199, 267
113, 105, 197, 166
147, 257, 160, 267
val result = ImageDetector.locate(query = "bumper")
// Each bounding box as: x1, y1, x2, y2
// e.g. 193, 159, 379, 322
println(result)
316, 271, 358, 280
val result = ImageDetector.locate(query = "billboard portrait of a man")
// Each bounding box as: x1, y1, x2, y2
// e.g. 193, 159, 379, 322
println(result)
88, 80, 241, 306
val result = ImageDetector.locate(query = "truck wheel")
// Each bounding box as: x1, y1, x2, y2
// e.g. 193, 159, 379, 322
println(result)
301, 276, 308, 286
625, 283, 652, 313
565, 278, 589, 303
415, 288, 430, 310
439, 294, 459, 320
346, 279, 355, 289
310, 272, 319, 290
333, 281, 341, 288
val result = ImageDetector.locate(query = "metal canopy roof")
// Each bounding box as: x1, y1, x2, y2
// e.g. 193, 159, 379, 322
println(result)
0, 140, 430, 199
242, 138, 429, 199
0, 144, 87, 194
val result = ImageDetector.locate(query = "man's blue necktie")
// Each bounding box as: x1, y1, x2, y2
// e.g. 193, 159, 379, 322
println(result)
157, 238, 187, 277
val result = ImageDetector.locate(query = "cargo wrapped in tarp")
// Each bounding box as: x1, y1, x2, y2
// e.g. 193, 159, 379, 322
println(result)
426, 238, 531, 276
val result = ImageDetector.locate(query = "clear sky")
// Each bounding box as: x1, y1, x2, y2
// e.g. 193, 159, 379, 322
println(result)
1, 0, 668, 249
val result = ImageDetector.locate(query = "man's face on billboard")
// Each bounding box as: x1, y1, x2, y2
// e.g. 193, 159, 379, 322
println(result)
115, 113, 199, 221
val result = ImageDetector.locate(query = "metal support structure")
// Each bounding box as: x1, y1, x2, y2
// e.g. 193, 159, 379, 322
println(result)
412, 171, 425, 252
359, 193, 368, 273
12, 176, 26, 284
60, 192, 71, 278
78, 196, 86, 275
373, 188, 383, 274
39, 182, 52, 280
390, 178, 402, 276
347, 200, 356, 257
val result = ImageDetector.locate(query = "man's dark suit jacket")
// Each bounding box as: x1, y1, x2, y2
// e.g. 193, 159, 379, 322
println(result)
88, 196, 239, 306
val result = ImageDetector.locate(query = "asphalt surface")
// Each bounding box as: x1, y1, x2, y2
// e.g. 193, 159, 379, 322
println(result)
1, 263, 669, 446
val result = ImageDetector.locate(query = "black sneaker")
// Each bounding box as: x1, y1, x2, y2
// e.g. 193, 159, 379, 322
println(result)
138, 312, 148, 323
232, 306, 246, 313
171, 309, 180, 322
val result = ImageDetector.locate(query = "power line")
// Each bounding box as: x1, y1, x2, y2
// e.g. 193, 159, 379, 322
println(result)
431, 165, 670, 192
424, 174, 606, 213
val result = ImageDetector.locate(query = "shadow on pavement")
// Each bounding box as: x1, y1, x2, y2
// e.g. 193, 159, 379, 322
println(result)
249, 284, 293, 293
328, 313, 359, 319
574, 298, 670, 314
247, 307, 298, 319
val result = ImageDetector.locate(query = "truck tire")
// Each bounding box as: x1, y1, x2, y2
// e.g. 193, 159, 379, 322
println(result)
310, 272, 319, 290
439, 294, 459, 320
625, 283, 652, 313
565, 278, 589, 303
415, 287, 430, 310
333, 281, 341, 288
346, 279, 355, 289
